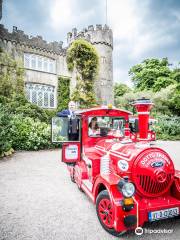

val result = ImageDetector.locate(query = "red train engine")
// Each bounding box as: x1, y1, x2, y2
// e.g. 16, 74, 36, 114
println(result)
52, 99, 180, 236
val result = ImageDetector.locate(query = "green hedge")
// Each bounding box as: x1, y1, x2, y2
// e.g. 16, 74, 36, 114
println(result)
0, 101, 57, 157
155, 115, 180, 140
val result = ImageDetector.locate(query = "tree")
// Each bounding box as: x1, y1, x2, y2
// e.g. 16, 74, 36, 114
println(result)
171, 67, 180, 83
114, 83, 131, 105
114, 83, 131, 97
66, 39, 99, 108
129, 58, 176, 92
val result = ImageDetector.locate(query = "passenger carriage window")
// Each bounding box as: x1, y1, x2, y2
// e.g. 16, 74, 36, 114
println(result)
88, 117, 125, 137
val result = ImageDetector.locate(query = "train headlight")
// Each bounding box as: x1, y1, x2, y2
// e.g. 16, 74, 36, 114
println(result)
121, 182, 135, 198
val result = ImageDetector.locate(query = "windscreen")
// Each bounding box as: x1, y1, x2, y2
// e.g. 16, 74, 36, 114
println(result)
88, 116, 125, 137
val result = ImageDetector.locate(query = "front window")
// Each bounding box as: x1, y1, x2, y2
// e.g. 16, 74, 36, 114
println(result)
25, 83, 55, 108
88, 116, 125, 137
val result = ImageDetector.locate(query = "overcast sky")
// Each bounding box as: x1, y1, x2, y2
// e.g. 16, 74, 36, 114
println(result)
1, 0, 180, 86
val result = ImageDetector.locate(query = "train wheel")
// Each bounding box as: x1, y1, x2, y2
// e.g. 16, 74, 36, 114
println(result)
96, 190, 126, 236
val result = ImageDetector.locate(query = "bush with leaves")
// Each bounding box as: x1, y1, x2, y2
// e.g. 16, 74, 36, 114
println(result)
155, 115, 180, 140
10, 115, 54, 151
0, 104, 14, 157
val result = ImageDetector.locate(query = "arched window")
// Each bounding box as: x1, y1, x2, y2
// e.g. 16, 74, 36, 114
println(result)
25, 83, 55, 108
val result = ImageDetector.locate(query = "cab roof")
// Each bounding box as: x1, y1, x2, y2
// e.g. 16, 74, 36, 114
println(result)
75, 106, 132, 116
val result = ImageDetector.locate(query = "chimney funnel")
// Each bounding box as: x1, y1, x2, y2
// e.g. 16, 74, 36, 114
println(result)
133, 98, 153, 139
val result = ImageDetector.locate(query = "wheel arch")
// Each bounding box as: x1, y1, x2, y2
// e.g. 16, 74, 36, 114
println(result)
93, 174, 124, 204
93, 177, 109, 202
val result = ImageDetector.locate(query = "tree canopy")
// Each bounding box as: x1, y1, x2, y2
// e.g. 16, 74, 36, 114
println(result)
129, 58, 177, 92
66, 39, 99, 108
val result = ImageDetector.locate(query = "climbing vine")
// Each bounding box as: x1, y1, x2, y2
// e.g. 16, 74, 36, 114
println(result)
57, 76, 70, 111
66, 39, 99, 108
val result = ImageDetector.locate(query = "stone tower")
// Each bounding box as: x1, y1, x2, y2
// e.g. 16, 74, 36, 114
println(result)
67, 24, 114, 104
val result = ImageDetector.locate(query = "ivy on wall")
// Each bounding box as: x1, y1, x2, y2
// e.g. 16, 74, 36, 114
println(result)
66, 39, 99, 108
57, 76, 70, 111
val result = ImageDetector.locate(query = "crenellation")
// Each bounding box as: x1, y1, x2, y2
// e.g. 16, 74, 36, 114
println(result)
88, 25, 94, 31
72, 28, 77, 37
96, 24, 102, 30
67, 24, 113, 48
0, 24, 65, 54
103, 24, 109, 30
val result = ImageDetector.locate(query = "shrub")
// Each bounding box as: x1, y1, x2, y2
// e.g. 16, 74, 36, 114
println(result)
155, 115, 180, 140
10, 115, 54, 150
0, 104, 13, 157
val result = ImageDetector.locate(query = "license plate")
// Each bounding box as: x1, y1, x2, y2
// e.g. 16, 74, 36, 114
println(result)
148, 207, 179, 221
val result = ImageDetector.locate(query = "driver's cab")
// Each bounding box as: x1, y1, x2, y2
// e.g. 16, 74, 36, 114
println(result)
51, 106, 131, 164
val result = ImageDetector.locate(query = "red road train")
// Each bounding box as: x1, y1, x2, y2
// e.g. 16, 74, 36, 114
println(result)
52, 99, 180, 236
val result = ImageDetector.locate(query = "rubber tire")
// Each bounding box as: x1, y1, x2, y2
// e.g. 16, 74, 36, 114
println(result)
96, 190, 126, 237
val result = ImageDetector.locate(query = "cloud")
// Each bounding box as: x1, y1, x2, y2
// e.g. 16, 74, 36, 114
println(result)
108, 0, 141, 41
49, 0, 95, 32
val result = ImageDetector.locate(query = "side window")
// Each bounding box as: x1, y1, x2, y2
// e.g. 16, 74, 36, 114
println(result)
52, 117, 80, 142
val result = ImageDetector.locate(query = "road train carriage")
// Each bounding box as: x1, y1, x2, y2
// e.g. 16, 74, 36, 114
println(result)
52, 99, 180, 236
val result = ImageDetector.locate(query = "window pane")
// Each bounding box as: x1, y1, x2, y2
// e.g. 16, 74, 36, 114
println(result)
43, 59, 48, 72
32, 91, 37, 104
50, 93, 54, 107
38, 57, 42, 71
31, 56, 36, 69
24, 54, 30, 68
37, 91, 43, 107
44, 92, 48, 107
49, 61, 53, 73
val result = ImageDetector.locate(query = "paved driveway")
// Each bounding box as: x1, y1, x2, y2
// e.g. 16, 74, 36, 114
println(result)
0, 141, 180, 240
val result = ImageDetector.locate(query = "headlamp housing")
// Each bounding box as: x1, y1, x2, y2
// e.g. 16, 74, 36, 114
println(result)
117, 177, 135, 198
121, 182, 135, 198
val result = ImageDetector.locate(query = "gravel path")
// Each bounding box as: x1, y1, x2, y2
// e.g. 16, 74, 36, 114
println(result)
0, 141, 180, 240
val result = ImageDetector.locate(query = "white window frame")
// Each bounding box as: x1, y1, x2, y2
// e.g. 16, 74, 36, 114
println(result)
24, 53, 56, 74
25, 83, 56, 109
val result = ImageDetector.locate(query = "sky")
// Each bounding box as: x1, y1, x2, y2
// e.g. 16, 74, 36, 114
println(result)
1, 0, 180, 86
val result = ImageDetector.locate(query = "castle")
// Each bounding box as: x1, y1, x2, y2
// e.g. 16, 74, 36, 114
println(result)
0, 24, 113, 109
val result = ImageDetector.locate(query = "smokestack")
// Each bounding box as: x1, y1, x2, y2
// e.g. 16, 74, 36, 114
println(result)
133, 98, 153, 139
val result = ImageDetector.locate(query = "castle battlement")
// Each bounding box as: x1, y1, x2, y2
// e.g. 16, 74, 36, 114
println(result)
67, 24, 113, 48
0, 24, 65, 55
